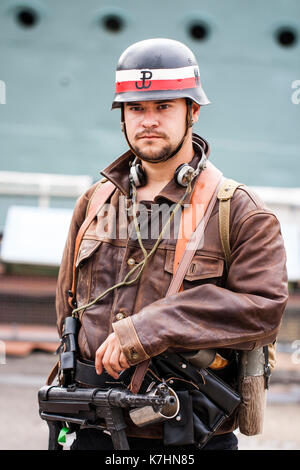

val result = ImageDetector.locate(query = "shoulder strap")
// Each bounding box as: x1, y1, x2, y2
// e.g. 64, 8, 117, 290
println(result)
171, 161, 223, 293
217, 180, 276, 377
68, 178, 115, 309
85, 177, 108, 218
169, 168, 223, 295
131, 165, 223, 394
217, 178, 243, 272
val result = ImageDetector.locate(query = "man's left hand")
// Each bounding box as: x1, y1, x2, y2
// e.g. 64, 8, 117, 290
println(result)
95, 332, 130, 379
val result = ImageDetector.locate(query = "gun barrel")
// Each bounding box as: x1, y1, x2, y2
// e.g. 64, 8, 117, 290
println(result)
39, 385, 175, 409
106, 388, 176, 408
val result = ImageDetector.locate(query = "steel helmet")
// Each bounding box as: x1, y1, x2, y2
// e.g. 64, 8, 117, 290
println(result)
111, 38, 210, 109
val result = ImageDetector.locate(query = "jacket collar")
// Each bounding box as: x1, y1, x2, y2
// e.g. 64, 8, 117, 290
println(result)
100, 133, 211, 205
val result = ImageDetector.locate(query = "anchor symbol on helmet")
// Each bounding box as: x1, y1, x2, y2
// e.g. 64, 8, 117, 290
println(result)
136, 70, 153, 89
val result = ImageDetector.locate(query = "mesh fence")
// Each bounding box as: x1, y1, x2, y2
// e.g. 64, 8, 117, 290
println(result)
0, 293, 56, 326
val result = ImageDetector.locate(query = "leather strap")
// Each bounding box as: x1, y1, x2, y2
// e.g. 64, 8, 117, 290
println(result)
46, 360, 59, 385
75, 358, 130, 387
129, 359, 151, 394
68, 178, 116, 308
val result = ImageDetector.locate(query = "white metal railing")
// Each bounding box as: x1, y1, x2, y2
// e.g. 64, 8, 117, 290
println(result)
251, 186, 300, 208
0, 171, 93, 207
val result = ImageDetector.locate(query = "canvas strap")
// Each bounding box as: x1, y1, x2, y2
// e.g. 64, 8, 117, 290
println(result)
217, 179, 275, 380
217, 178, 243, 272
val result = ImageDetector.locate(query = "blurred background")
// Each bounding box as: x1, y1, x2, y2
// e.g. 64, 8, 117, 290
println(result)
0, 0, 300, 450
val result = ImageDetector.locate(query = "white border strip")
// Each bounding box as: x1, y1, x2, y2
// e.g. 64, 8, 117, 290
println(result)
116, 66, 199, 83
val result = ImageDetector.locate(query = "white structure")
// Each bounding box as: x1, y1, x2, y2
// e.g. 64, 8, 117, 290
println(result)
0, 171, 92, 208
0, 171, 299, 279
0, 171, 92, 266
252, 187, 300, 282
1, 206, 73, 266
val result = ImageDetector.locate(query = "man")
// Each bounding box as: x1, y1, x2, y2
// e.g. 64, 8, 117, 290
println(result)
56, 38, 288, 450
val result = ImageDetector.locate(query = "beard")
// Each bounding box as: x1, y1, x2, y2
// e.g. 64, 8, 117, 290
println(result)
131, 141, 175, 163
129, 130, 184, 163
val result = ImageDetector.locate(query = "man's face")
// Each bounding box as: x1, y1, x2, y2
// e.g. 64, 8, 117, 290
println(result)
123, 98, 189, 163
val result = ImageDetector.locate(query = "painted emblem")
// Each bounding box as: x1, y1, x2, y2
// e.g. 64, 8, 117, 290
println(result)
136, 70, 153, 89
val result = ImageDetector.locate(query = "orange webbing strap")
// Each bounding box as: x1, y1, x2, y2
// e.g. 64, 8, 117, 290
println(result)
171, 163, 231, 371
131, 163, 224, 393
173, 161, 223, 291
68, 178, 116, 309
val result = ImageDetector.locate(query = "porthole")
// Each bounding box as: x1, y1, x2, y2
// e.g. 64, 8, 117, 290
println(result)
189, 22, 209, 41
102, 14, 124, 33
15, 7, 39, 28
275, 27, 297, 47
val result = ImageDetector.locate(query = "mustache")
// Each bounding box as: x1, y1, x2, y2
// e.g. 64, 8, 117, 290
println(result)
135, 130, 167, 139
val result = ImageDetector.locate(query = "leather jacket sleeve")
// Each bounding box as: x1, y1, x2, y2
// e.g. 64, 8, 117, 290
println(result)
55, 186, 96, 336
113, 208, 289, 365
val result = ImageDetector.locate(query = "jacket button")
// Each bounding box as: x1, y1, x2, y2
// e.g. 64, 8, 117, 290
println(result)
130, 349, 139, 360
116, 312, 125, 321
127, 258, 136, 266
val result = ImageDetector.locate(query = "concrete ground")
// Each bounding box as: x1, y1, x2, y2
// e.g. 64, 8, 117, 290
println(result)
0, 351, 299, 451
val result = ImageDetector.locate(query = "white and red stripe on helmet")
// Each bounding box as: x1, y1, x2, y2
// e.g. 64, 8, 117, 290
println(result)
115, 66, 201, 93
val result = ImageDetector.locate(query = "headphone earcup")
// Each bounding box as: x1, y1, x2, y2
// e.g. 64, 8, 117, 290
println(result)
174, 163, 194, 187
130, 163, 147, 187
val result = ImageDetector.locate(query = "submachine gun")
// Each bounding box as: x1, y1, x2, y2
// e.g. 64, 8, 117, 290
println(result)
38, 317, 178, 450
38, 383, 177, 450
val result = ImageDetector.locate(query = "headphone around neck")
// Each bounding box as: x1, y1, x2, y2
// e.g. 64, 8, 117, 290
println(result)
129, 139, 207, 189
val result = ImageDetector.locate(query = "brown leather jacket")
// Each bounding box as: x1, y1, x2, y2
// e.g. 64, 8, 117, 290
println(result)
56, 135, 288, 356
56, 134, 288, 436
56, 135, 288, 436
